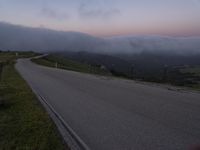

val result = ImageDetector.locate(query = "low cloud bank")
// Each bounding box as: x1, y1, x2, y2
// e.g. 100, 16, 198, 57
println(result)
0, 22, 200, 55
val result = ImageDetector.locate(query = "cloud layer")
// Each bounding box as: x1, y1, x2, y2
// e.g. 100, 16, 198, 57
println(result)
0, 22, 200, 55
78, 0, 120, 19
41, 7, 69, 20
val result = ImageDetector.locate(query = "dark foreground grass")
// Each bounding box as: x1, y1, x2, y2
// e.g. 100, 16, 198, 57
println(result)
0, 57, 66, 149
32, 55, 111, 76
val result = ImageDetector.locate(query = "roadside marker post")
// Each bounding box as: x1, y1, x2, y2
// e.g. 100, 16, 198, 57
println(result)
55, 62, 58, 68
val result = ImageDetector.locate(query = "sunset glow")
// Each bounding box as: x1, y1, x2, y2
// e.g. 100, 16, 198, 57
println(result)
0, 0, 200, 37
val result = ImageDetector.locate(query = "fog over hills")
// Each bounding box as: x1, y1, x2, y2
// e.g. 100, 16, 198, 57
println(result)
0, 22, 200, 55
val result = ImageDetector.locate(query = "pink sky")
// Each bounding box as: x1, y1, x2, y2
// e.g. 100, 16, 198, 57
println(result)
0, 0, 200, 37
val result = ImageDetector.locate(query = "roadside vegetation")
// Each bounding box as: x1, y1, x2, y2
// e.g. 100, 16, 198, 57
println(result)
0, 51, 66, 150
179, 66, 200, 89
32, 54, 111, 76
32, 52, 200, 90
180, 66, 200, 76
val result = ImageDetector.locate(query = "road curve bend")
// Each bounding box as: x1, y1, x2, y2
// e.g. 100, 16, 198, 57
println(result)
16, 59, 200, 150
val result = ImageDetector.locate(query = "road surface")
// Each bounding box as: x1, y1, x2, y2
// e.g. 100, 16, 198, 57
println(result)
16, 59, 200, 150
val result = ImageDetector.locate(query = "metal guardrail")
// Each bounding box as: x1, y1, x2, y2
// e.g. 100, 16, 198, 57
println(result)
24, 78, 90, 150
16, 58, 90, 150
38, 94, 91, 150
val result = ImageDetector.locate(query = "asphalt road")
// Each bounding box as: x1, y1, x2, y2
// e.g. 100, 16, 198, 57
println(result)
16, 59, 200, 150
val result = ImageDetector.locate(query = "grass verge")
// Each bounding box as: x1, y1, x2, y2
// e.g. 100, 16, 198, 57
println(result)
32, 54, 200, 91
32, 55, 111, 76
0, 52, 66, 149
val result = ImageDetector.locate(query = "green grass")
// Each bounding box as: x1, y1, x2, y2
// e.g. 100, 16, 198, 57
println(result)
0, 52, 66, 150
0, 51, 39, 62
180, 66, 200, 76
32, 55, 111, 76
179, 66, 200, 90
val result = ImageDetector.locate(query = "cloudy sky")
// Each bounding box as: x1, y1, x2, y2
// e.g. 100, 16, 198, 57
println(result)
0, 0, 200, 37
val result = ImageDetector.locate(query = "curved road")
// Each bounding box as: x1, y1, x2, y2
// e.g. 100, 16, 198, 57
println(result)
16, 59, 200, 150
